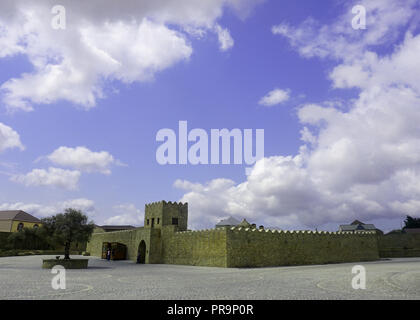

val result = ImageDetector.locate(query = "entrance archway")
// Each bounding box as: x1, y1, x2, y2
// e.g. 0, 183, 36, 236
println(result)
137, 240, 146, 264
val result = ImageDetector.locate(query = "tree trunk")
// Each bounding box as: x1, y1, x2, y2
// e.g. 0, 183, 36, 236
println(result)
64, 242, 70, 260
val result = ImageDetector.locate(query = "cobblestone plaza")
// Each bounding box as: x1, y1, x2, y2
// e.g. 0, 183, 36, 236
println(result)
1, 255, 419, 300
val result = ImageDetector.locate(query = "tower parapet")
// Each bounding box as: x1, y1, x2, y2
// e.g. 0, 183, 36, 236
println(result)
144, 200, 188, 231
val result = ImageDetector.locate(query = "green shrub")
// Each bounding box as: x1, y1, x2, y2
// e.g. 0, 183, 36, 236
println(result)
6, 227, 51, 250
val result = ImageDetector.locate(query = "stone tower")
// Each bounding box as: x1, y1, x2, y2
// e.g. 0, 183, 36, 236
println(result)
144, 201, 188, 231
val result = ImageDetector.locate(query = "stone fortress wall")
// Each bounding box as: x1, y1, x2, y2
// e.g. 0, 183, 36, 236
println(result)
378, 232, 420, 258
86, 227, 162, 263
144, 201, 188, 231
225, 227, 378, 267
87, 200, 383, 268
161, 227, 228, 267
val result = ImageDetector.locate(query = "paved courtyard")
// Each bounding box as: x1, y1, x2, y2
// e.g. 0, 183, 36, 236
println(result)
0, 255, 419, 299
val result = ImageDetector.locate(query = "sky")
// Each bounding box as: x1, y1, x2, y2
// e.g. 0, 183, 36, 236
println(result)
1, 0, 420, 232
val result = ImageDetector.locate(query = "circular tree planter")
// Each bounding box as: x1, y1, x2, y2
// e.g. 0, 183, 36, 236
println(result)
42, 258, 89, 269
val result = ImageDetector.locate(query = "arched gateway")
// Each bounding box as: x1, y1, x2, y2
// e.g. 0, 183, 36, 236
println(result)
137, 240, 146, 264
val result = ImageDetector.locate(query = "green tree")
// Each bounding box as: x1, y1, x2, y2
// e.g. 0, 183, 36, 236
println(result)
41, 208, 95, 259
403, 215, 420, 229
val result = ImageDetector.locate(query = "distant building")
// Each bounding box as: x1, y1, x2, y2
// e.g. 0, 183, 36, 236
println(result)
339, 220, 383, 235
0, 210, 42, 233
94, 225, 136, 233
215, 216, 240, 229
238, 219, 252, 228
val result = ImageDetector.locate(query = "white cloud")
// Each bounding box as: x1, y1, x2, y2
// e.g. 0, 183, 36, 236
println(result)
0, 0, 261, 111
390, 200, 420, 216
47, 146, 117, 174
103, 203, 143, 226
0, 198, 96, 219
215, 24, 234, 51
176, 0, 420, 230
10, 167, 81, 190
259, 88, 290, 107
329, 64, 370, 89
0, 122, 24, 153
59, 198, 96, 216
300, 127, 317, 145
272, 0, 418, 61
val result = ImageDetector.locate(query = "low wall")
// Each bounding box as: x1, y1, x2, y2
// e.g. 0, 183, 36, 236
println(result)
378, 233, 420, 258
226, 228, 379, 268
42, 258, 89, 269
161, 228, 228, 267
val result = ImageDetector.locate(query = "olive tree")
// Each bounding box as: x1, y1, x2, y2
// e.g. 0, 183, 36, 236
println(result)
41, 208, 95, 259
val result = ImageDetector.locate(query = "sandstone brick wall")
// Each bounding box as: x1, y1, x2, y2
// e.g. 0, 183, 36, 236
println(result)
87, 225, 381, 268
378, 233, 420, 257
161, 228, 228, 267
86, 227, 157, 262
225, 228, 379, 267
144, 201, 164, 229
160, 202, 188, 231
144, 201, 188, 231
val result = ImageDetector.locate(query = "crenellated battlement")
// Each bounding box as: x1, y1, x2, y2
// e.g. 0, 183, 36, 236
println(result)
171, 226, 377, 237
228, 226, 376, 236
175, 227, 227, 235
145, 200, 188, 209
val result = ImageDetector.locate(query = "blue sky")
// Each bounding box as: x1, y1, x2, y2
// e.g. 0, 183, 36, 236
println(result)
1, 0, 420, 232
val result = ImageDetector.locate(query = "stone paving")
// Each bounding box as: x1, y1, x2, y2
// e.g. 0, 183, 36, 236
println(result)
0, 255, 419, 299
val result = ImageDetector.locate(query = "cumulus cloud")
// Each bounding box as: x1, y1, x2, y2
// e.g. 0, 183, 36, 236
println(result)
259, 88, 290, 106
47, 146, 118, 174
10, 167, 81, 190
215, 24, 234, 51
176, 0, 420, 230
0, 198, 96, 219
0, 0, 261, 111
271, 0, 418, 61
174, 178, 238, 229
0, 122, 24, 152
103, 203, 143, 226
